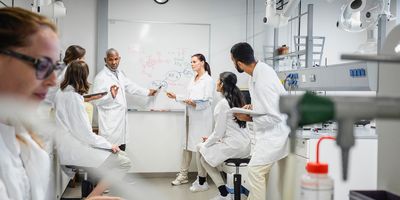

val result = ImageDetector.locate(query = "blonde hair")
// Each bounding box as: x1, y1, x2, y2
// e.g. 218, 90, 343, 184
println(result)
0, 7, 55, 149
0, 7, 57, 49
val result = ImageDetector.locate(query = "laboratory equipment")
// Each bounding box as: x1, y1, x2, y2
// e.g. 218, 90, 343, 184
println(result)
337, 0, 387, 32
263, 0, 300, 27
277, 61, 378, 91
279, 92, 400, 180
301, 136, 335, 200
337, 0, 392, 54
342, 23, 400, 196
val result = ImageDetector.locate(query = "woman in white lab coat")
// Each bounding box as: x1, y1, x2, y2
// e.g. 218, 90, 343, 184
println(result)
166, 53, 214, 186
54, 60, 132, 198
0, 8, 121, 200
192, 72, 251, 200
44, 45, 102, 106
44, 45, 86, 105
0, 7, 59, 200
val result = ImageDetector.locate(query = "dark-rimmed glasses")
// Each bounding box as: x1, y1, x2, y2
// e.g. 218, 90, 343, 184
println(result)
0, 49, 64, 80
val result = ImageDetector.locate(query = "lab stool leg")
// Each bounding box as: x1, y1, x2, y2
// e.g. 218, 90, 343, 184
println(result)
234, 173, 242, 200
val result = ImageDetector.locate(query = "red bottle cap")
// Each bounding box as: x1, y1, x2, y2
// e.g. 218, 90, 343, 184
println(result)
306, 162, 328, 174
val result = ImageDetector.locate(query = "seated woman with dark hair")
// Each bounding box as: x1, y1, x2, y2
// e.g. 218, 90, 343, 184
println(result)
54, 60, 132, 198
190, 72, 251, 200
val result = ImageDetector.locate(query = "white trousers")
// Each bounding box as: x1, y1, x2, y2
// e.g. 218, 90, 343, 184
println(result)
196, 152, 225, 187
180, 150, 193, 174
247, 163, 274, 200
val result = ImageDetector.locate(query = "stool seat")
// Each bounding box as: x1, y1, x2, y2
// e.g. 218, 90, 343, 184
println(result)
224, 157, 251, 200
225, 157, 251, 167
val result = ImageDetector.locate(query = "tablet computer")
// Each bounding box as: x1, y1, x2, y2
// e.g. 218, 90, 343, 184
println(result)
83, 91, 108, 98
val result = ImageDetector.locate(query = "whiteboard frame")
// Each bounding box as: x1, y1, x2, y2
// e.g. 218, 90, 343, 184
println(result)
108, 18, 212, 62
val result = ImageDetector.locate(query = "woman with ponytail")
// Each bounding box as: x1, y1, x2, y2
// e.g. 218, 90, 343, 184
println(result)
166, 53, 214, 187
195, 72, 251, 200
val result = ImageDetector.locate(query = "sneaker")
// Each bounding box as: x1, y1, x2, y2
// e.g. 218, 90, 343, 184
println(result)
189, 180, 209, 192
171, 173, 189, 186
209, 194, 233, 200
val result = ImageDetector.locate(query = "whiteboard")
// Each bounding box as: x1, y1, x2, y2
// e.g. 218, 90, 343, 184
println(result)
108, 19, 210, 110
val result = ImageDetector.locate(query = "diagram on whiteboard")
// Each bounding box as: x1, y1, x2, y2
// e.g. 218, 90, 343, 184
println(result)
108, 20, 210, 110
150, 67, 193, 91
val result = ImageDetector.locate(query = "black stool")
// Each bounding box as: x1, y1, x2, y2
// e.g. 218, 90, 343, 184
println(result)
224, 157, 251, 200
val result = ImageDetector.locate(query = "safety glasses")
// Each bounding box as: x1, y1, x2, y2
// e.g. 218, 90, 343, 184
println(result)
0, 49, 64, 80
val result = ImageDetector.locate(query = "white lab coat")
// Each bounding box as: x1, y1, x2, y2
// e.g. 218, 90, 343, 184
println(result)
93, 66, 149, 145
54, 85, 112, 167
177, 73, 214, 152
0, 123, 50, 200
199, 99, 251, 167
248, 62, 290, 166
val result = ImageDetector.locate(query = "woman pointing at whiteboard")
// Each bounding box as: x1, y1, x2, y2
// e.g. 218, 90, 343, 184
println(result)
166, 53, 214, 186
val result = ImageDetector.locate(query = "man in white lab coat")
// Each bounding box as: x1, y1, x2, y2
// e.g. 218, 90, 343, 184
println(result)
93, 48, 157, 151
230, 42, 289, 200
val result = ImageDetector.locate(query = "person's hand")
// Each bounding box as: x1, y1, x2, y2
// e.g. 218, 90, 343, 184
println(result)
202, 136, 208, 143
111, 145, 120, 153
166, 92, 176, 99
148, 89, 157, 96
84, 94, 106, 102
242, 104, 252, 110
110, 85, 119, 99
235, 113, 252, 122
184, 99, 196, 107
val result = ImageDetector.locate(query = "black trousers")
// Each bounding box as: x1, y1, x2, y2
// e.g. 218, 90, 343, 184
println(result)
119, 144, 126, 151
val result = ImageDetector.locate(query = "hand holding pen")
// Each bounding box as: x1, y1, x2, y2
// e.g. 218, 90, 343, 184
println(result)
148, 85, 162, 96
166, 91, 176, 99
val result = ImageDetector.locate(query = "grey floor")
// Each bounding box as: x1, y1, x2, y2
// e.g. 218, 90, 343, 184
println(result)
62, 174, 245, 200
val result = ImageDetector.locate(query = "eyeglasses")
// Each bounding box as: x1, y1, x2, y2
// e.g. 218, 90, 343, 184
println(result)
0, 49, 64, 80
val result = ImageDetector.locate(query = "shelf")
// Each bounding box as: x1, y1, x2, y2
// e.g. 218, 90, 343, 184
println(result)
266, 50, 306, 60
266, 50, 322, 61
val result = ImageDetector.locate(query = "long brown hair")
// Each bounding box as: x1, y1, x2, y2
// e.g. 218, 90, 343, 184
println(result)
0, 7, 57, 50
63, 45, 86, 65
192, 53, 211, 76
60, 60, 90, 95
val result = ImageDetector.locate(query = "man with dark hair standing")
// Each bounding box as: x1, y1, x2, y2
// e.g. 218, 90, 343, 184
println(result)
230, 42, 289, 200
